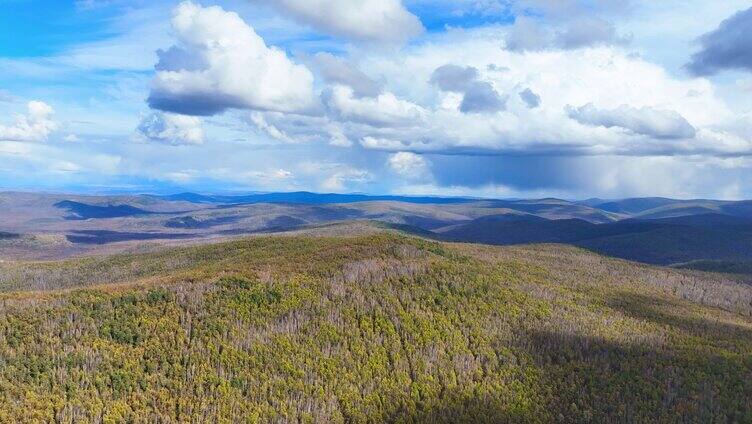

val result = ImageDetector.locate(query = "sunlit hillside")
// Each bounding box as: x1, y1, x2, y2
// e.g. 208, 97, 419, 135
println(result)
0, 230, 749, 422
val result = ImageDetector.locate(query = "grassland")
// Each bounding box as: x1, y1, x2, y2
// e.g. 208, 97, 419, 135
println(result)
0, 231, 750, 422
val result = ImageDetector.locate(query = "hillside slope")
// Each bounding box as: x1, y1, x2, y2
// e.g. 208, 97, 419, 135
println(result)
0, 232, 750, 422
440, 214, 752, 267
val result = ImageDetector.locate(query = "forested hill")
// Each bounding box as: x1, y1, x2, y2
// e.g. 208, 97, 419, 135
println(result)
0, 232, 750, 422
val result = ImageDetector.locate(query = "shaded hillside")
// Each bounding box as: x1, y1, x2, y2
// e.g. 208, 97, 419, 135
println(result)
440, 214, 752, 266
54, 200, 152, 220
164, 215, 241, 229
0, 234, 749, 422
673, 260, 752, 277
575, 225, 752, 265
593, 197, 682, 214
438, 215, 597, 244
720, 200, 752, 218
482, 198, 619, 223
638, 213, 752, 227
64, 230, 197, 245
592, 198, 752, 220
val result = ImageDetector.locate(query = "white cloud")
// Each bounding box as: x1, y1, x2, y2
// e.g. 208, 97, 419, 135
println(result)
244, 111, 349, 145
51, 161, 83, 173
249, 112, 294, 143
0, 140, 122, 177
361, 136, 408, 150
341, 31, 739, 156
566, 103, 696, 139
261, 0, 424, 43
309, 53, 382, 97
388, 151, 432, 180
324, 85, 425, 128
505, 17, 551, 52
5, 0, 751, 198
148, 1, 316, 116
430, 64, 479, 92
244, 168, 294, 182
321, 168, 371, 191
506, 16, 629, 52
298, 161, 372, 192
164, 170, 197, 183
736, 78, 752, 92
0, 101, 58, 142
137, 111, 205, 145
139, 18, 746, 161
328, 126, 352, 147
206, 167, 296, 188
460, 82, 506, 113
430, 64, 505, 113
519, 88, 541, 108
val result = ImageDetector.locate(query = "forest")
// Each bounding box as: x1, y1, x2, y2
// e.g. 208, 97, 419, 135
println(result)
0, 232, 750, 422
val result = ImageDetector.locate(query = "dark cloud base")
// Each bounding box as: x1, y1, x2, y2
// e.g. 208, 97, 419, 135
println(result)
687, 6, 752, 76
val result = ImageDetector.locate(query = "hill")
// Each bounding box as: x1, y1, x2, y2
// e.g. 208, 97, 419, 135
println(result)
54, 200, 153, 220
0, 231, 749, 422
2, 192, 752, 271
440, 214, 752, 267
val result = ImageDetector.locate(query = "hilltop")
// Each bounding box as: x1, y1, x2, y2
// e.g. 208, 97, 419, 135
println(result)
0, 230, 749, 422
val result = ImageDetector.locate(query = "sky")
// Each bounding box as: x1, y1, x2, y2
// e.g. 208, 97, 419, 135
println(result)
1, 0, 752, 199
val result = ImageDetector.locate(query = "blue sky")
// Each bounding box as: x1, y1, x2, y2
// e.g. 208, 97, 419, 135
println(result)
1, 0, 752, 199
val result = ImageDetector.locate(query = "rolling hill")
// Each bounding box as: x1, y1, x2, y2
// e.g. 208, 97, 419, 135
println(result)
1, 192, 752, 274
0, 230, 749, 422
439, 214, 752, 267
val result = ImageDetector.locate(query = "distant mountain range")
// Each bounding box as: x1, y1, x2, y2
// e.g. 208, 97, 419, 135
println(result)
436, 213, 752, 266
1, 191, 751, 274
156, 191, 476, 205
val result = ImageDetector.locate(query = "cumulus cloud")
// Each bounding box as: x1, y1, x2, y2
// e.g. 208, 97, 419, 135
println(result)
297, 161, 372, 192
556, 17, 630, 49
260, 0, 424, 43
249, 112, 294, 143
460, 82, 506, 113
250, 33, 737, 158
566, 103, 696, 140
148, 1, 315, 116
505, 17, 550, 52
430, 64, 479, 92
321, 169, 371, 191
388, 151, 432, 180
309, 53, 381, 97
137, 111, 205, 145
361, 136, 408, 150
686, 6, 752, 76
245, 168, 294, 183
431, 64, 505, 113
243, 111, 352, 145
505, 16, 628, 52
323, 85, 425, 127
339, 32, 735, 157
328, 126, 352, 147
0, 101, 57, 142
519, 88, 541, 108
512, 0, 631, 20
